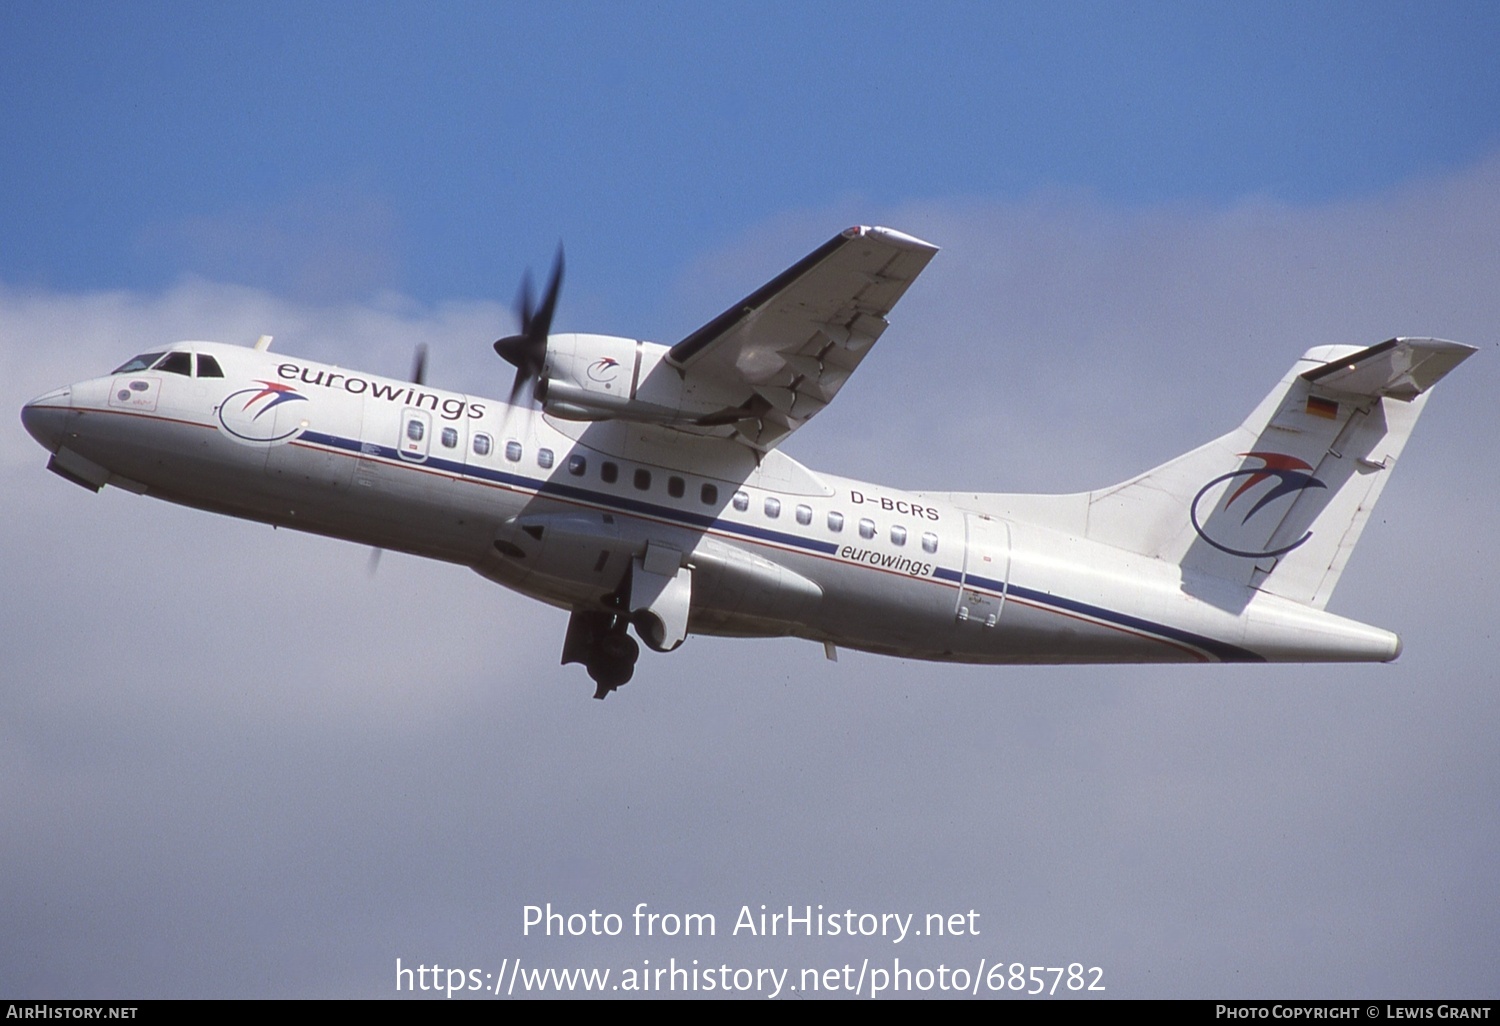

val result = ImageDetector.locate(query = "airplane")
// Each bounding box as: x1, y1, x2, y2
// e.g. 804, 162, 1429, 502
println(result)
20, 225, 1476, 699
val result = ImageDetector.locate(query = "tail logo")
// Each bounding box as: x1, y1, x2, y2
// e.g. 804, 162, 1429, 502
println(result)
1190, 452, 1327, 559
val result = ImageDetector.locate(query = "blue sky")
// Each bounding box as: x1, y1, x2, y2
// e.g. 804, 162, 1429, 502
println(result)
4, 1, 1500, 1000
5, 2, 1499, 311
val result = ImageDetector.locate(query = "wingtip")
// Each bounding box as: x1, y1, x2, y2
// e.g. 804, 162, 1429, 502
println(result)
856, 225, 940, 253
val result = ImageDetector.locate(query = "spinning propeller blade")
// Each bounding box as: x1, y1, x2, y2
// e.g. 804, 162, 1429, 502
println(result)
493, 246, 564, 407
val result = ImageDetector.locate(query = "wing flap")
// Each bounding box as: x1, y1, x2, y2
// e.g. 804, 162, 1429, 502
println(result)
667, 225, 938, 450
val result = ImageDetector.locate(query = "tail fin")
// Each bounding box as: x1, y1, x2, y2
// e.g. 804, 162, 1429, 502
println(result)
1091, 338, 1474, 607
950, 339, 1475, 609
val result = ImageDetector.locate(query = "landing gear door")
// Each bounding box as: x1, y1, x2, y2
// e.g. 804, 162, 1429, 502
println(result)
630, 541, 691, 652
957, 513, 1010, 627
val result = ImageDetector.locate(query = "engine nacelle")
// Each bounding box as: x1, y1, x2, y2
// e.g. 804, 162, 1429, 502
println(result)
539, 333, 643, 419
537, 333, 740, 426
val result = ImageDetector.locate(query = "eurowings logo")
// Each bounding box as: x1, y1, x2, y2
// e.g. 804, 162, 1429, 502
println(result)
1190, 452, 1327, 558
586, 357, 621, 383
216, 380, 309, 443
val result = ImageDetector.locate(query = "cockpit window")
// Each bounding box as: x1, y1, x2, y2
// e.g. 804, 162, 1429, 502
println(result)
196, 354, 224, 378
157, 352, 193, 376
112, 352, 166, 374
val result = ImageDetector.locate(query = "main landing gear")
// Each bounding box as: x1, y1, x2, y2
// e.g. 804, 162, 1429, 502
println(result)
561, 610, 640, 700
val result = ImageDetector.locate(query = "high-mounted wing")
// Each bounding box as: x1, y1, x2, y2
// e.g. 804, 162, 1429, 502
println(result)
667, 225, 939, 450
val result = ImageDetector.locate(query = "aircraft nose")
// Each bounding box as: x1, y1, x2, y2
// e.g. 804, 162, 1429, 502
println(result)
21, 387, 72, 452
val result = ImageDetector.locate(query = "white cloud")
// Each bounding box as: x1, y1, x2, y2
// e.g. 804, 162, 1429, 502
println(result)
3, 154, 1498, 997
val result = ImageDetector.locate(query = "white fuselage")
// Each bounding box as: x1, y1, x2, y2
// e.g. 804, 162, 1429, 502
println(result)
21, 341, 1401, 667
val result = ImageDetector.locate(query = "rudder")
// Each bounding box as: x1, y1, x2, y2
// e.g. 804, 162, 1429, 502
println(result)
1088, 338, 1474, 607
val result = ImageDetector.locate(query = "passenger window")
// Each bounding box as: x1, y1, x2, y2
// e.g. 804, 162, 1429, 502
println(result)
764, 497, 781, 518
568, 454, 587, 476
406, 419, 425, 442
633, 468, 651, 491
891, 525, 907, 546
795, 504, 812, 526
440, 427, 458, 449
472, 433, 492, 457
858, 518, 875, 539
668, 476, 685, 498
732, 490, 749, 512
158, 352, 192, 376
537, 448, 554, 469
701, 483, 718, 505
195, 354, 224, 378
601, 461, 618, 484
828, 511, 845, 533
922, 531, 939, 554
505, 440, 522, 462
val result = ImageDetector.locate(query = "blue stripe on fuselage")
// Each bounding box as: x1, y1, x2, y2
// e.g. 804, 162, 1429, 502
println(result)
937, 565, 1262, 663
296, 428, 839, 555
298, 428, 1262, 663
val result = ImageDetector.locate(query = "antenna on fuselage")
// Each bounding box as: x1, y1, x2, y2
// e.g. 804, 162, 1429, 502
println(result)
254, 335, 274, 352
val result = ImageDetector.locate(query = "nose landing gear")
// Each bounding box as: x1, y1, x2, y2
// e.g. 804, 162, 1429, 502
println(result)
561, 610, 641, 699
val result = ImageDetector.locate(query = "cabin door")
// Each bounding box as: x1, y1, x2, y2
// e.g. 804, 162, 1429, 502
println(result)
956, 512, 1010, 627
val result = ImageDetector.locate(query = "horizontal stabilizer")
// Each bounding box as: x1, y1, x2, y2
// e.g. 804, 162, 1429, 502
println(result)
1301, 337, 1476, 400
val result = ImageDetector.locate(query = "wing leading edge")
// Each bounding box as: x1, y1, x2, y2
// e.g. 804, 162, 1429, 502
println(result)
667, 225, 939, 451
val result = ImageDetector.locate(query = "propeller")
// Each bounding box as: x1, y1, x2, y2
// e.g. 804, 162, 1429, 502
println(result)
369, 341, 430, 577
409, 342, 428, 387
494, 246, 564, 406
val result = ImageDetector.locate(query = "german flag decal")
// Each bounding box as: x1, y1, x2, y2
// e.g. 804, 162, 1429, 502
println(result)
1306, 395, 1340, 420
